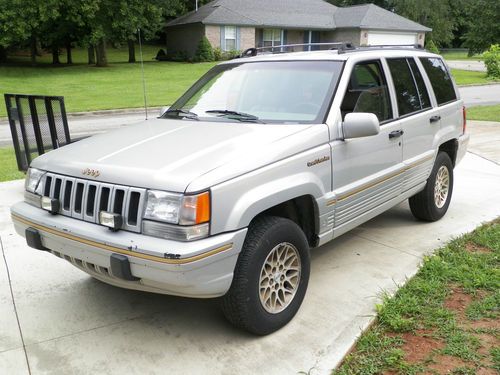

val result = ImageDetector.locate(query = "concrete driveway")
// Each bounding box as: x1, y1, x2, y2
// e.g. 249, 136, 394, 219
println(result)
447, 60, 486, 72
1, 147, 499, 374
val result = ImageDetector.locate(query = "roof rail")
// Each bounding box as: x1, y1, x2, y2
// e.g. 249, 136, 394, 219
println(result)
239, 42, 355, 58
354, 44, 425, 51
239, 42, 425, 58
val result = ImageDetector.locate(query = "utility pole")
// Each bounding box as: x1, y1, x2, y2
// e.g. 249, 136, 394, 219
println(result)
196, 0, 198, 11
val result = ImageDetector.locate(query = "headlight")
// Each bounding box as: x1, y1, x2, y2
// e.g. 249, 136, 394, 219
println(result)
144, 190, 210, 225
25, 168, 45, 194
143, 190, 211, 241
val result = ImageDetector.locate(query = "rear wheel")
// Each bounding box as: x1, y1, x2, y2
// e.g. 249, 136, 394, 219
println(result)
221, 216, 310, 335
409, 152, 454, 222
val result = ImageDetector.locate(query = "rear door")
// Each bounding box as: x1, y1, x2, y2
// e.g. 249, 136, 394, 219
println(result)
386, 57, 438, 192
419, 57, 463, 144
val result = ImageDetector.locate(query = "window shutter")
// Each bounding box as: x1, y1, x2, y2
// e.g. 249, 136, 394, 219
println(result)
236, 27, 241, 50
258, 29, 264, 47
220, 26, 225, 50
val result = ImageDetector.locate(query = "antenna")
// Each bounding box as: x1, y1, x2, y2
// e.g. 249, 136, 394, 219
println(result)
137, 28, 148, 120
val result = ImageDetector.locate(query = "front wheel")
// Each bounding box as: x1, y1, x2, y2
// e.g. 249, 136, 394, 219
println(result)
409, 152, 454, 222
221, 216, 310, 335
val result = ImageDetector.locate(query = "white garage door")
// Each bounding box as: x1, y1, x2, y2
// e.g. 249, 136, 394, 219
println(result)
367, 32, 418, 46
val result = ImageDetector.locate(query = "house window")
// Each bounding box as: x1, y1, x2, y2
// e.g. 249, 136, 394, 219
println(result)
223, 26, 237, 51
262, 29, 282, 48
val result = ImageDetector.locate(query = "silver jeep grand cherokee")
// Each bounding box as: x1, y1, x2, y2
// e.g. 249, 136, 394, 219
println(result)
11, 45, 469, 335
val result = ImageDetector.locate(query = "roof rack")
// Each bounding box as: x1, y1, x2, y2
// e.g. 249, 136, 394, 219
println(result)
240, 42, 355, 58
239, 42, 424, 58
355, 44, 424, 51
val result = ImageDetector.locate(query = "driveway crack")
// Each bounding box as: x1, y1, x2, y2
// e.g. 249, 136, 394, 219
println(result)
0, 235, 32, 374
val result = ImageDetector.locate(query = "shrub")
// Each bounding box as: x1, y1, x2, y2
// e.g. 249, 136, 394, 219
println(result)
224, 49, 241, 60
194, 36, 214, 62
213, 47, 223, 61
426, 40, 440, 54
483, 44, 500, 79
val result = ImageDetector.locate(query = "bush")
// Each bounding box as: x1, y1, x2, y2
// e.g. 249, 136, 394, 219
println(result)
224, 50, 241, 60
213, 47, 223, 61
194, 36, 214, 62
483, 44, 500, 79
426, 40, 440, 54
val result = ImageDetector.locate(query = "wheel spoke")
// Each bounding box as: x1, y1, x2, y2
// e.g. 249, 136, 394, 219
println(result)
258, 242, 302, 314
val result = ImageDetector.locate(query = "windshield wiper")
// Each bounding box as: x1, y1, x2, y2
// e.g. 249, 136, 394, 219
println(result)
205, 110, 261, 122
163, 109, 199, 120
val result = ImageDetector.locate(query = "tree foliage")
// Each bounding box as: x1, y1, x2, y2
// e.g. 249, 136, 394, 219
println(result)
463, 0, 500, 54
327, 0, 499, 51
1, 0, 499, 64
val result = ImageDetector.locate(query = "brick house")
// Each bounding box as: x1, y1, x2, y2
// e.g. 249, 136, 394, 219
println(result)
165, 0, 431, 58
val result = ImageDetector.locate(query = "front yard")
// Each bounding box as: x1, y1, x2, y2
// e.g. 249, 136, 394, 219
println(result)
335, 219, 500, 374
468, 105, 500, 122
0, 46, 216, 118
0, 147, 24, 182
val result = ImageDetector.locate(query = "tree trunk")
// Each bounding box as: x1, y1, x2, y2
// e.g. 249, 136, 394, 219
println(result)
127, 39, 136, 63
95, 39, 107, 67
0, 46, 7, 63
30, 36, 37, 66
66, 42, 73, 64
87, 45, 95, 65
52, 46, 60, 65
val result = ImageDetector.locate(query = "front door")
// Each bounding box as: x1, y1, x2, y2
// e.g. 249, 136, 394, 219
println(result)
331, 59, 404, 232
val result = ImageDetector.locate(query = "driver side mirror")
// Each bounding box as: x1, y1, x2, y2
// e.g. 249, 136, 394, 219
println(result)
342, 113, 380, 139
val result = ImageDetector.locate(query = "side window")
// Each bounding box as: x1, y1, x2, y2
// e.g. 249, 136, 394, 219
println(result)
408, 58, 431, 109
340, 61, 392, 123
387, 58, 422, 116
419, 57, 457, 105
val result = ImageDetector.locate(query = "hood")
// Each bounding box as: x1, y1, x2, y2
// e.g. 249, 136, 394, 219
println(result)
32, 118, 329, 193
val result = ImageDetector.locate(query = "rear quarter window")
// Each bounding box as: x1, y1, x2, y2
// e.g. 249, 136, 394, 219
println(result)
419, 57, 457, 105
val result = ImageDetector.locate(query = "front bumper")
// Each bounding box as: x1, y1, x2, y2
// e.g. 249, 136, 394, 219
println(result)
456, 133, 470, 165
11, 201, 247, 298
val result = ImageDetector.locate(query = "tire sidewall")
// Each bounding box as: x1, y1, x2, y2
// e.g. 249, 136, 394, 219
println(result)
427, 152, 454, 220
243, 219, 310, 334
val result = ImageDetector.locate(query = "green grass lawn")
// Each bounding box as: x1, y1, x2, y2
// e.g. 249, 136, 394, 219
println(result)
467, 105, 500, 122
335, 219, 500, 374
0, 45, 217, 118
0, 147, 25, 182
451, 69, 500, 86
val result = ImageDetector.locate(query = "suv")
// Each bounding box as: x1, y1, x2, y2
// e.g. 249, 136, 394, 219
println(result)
11, 45, 469, 335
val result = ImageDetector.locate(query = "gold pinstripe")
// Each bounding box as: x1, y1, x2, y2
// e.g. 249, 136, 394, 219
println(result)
11, 213, 233, 265
326, 155, 434, 206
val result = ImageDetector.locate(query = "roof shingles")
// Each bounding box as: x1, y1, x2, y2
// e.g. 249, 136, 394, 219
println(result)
166, 0, 430, 33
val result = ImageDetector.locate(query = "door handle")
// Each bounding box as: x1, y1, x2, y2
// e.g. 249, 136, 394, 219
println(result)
430, 115, 441, 123
389, 130, 404, 139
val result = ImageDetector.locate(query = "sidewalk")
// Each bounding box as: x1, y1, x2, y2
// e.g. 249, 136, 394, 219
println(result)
447, 60, 486, 72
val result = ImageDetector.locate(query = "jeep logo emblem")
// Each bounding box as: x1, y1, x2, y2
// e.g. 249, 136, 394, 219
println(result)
82, 168, 100, 178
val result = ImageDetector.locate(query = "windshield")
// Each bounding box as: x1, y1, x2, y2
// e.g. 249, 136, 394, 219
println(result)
165, 60, 344, 124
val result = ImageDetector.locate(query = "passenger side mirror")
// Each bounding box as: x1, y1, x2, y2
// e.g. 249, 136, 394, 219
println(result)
342, 113, 380, 139
159, 106, 170, 117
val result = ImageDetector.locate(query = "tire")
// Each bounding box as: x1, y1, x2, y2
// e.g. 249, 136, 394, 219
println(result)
221, 216, 310, 335
409, 152, 454, 222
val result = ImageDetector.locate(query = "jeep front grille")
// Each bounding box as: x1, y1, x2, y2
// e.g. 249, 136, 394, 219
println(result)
41, 173, 146, 233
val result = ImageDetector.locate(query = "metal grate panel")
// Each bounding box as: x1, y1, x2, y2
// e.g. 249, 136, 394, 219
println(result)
41, 173, 146, 233
4, 94, 71, 171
